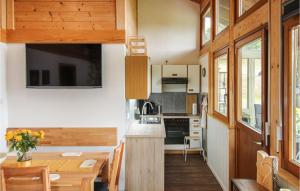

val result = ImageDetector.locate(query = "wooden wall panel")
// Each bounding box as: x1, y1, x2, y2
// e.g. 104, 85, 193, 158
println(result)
7, 128, 117, 146
3, 0, 126, 43
14, 1, 116, 30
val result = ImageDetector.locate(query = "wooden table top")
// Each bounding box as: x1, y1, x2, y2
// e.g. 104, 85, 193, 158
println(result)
232, 179, 268, 191
1, 152, 110, 191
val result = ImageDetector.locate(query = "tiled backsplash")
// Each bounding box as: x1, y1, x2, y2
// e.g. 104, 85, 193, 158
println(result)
149, 93, 187, 113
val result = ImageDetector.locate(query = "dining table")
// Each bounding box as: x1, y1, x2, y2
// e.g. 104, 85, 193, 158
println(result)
0, 152, 110, 191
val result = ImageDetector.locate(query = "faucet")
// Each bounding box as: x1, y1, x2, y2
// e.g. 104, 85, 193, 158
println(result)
141, 101, 154, 121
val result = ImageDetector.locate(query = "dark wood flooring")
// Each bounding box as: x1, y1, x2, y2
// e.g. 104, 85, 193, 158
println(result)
165, 154, 223, 191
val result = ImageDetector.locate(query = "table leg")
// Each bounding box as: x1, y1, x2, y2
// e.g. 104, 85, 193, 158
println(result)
100, 159, 109, 183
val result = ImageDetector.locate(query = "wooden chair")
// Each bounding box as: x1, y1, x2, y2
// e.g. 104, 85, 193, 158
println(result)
0, 166, 51, 191
108, 142, 124, 191
94, 142, 124, 191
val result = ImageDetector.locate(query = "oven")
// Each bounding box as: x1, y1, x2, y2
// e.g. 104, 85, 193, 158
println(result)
164, 118, 189, 144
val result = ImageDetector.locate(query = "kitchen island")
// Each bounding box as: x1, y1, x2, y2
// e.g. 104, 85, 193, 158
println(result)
125, 119, 166, 191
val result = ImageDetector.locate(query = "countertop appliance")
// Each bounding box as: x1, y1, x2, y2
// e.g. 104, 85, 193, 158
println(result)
164, 118, 189, 144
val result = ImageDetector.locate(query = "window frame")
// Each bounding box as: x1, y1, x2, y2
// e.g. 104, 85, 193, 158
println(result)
234, 28, 268, 135
282, 14, 300, 178
213, 0, 230, 37
235, 0, 267, 23
213, 46, 230, 123
200, 4, 212, 48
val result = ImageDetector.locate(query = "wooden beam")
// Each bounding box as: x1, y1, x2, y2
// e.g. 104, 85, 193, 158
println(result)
6, 29, 125, 43
269, 0, 281, 157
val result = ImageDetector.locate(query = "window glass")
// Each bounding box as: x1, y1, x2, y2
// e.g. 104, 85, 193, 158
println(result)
216, 0, 229, 34
238, 0, 260, 16
214, 54, 228, 116
238, 38, 262, 132
202, 7, 211, 45
291, 25, 300, 164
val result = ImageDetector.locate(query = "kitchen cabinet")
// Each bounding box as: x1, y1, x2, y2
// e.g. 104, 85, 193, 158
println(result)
187, 65, 200, 93
125, 56, 151, 99
162, 65, 187, 78
151, 65, 162, 93
125, 122, 165, 191
189, 117, 202, 148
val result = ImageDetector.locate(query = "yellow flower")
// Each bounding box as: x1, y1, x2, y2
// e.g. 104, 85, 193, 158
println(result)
31, 132, 40, 137
40, 131, 45, 139
5, 131, 14, 141
15, 135, 22, 142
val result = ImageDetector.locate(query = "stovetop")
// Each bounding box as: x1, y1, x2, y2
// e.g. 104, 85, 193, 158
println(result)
163, 113, 188, 116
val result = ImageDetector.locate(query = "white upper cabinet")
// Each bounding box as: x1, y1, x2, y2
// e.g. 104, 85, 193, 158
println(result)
151, 65, 162, 93
162, 65, 187, 78
187, 65, 200, 93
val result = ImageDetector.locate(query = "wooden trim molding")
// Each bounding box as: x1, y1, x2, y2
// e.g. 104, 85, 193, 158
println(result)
6, 29, 125, 43
7, 128, 118, 146
116, 0, 125, 30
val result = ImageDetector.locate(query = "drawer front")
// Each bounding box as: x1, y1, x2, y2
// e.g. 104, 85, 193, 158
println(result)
190, 130, 201, 137
191, 124, 201, 131
190, 118, 200, 124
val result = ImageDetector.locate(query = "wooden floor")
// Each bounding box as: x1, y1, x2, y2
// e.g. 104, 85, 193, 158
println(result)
165, 154, 223, 191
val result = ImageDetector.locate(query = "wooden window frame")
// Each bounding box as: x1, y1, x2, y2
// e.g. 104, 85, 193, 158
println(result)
282, 14, 300, 178
235, 0, 268, 23
213, 46, 230, 124
234, 28, 268, 138
213, 0, 230, 38
200, 4, 211, 48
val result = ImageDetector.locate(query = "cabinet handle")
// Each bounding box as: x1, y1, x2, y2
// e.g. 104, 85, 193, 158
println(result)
189, 89, 194, 92
193, 120, 199, 122
172, 74, 178, 77
192, 132, 200, 135
193, 125, 200, 128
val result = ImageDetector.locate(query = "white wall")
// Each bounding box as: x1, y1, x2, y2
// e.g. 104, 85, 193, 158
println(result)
138, 0, 200, 65
6, 44, 127, 190
207, 115, 229, 191
0, 43, 7, 152
200, 54, 209, 93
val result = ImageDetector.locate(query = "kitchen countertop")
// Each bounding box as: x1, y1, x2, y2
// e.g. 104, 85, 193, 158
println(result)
125, 120, 166, 138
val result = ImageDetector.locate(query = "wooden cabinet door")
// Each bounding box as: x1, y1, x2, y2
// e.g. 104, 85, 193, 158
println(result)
187, 65, 200, 93
125, 56, 150, 99
162, 65, 187, 78
151, 65, 162, 93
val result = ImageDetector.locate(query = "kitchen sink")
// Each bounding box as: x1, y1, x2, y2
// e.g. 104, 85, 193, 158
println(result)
139, 116, 161, 124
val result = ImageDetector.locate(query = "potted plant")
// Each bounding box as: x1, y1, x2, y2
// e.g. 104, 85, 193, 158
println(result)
5, 129, 45, 167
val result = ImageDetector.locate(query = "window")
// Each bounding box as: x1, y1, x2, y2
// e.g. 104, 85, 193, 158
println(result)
236, 0, 267, 21
215, 0, 230, 35
213, 48, 229, 122
283, 15, 300, 177
236, 31, 265, 133
201, 6, 211, 46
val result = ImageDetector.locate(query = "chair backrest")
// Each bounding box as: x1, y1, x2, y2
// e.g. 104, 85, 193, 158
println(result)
1, 166, 51, 191
256, 150, 278, 191
108, 142, 124, 191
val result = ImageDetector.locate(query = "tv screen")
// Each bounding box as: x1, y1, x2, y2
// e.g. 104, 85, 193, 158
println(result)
26, 44, 102, 88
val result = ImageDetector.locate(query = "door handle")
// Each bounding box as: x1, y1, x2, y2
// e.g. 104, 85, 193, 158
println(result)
252, 141, 262, 146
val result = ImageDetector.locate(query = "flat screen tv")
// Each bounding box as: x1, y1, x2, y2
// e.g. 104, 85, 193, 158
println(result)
26, 44, 102, 88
